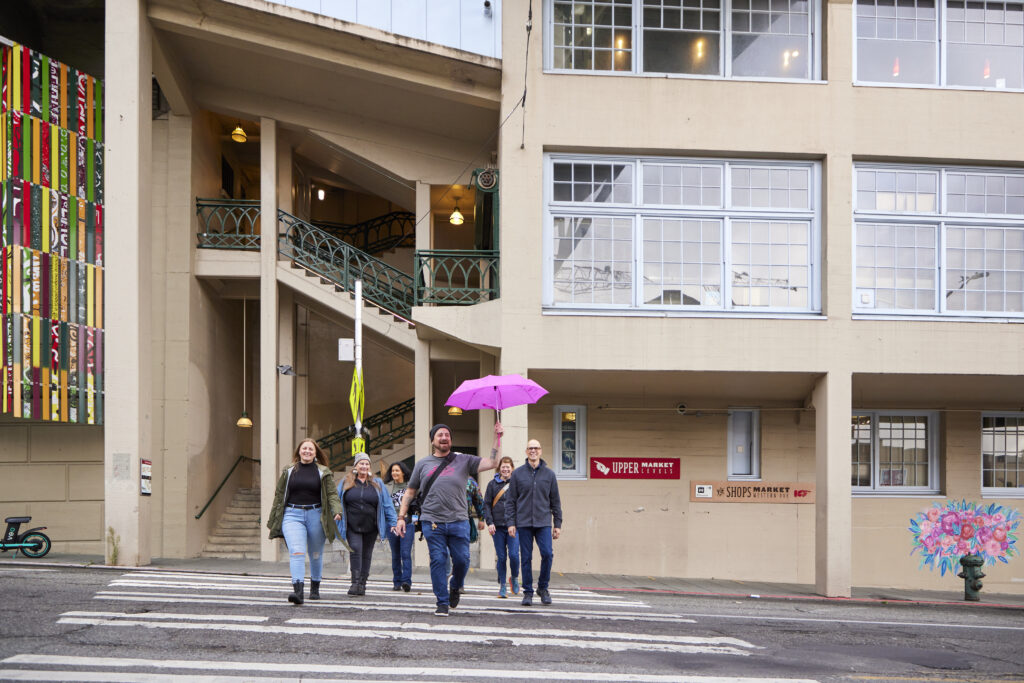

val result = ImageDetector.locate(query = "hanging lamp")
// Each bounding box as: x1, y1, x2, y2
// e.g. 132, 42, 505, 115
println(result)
231, 124, 247, 143
237, 300, 253, 428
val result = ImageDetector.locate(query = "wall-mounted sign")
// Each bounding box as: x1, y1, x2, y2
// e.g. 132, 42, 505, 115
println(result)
689, 481, 815, 503
590, 457, 680, 479
140, 459, 152, 496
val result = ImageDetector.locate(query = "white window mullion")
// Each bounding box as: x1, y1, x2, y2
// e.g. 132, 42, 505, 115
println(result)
722, 216, 733, 310
938, 0, 947, 86
634, 0, 642, 75
938, 219, 947, 314
723, 0, 733, 79
633, 213, 642, 307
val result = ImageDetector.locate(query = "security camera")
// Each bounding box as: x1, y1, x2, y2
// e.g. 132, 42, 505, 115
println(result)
676, 403, 687, 415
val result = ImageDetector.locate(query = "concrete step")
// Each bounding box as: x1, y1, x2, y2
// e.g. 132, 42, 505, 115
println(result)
207, 535, 259, 547
199, 550, 262, 560
203, 541, 260, 552
212, 527, 259, 538
225, 505, 260, 515
220, 514, 259, 524
216, 519, 259, 529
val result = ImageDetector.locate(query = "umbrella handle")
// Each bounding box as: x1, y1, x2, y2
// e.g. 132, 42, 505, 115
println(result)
496, 409, 502, 445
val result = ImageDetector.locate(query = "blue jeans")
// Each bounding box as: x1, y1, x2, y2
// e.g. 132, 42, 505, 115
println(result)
492, 526, 520, 584
281, 506, 327, 583
387, 525, 414, 586
517, 526, 553, 595
421, 520, 470, 607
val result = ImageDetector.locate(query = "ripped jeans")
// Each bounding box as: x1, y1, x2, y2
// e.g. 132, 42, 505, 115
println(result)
281, 506, 327, 583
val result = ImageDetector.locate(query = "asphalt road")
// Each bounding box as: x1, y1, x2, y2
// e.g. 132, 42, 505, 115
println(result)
0, 565, 1022, 682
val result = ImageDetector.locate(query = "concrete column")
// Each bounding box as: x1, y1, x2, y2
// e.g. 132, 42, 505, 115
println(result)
293, 305, 309, 439
477, 352, 497, 573
412, 338, 431, 567
104, 0, 152, 566
259, 118, 280, 562
415, 181, 431, 252
812, 370, 852, 597
278, 288, 295, 466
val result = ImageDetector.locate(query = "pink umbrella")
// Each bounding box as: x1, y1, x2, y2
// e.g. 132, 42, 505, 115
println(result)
445, 374, 548, 413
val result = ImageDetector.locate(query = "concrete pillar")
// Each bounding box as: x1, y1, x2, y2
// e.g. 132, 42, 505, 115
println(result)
278, 288, 295, 465
259, 118, 280, 562
477, 352, 497, 573
294, 305, 309, 440
812, 370, 852, 597
104, 0, 152, 566
412, 338, 431, 567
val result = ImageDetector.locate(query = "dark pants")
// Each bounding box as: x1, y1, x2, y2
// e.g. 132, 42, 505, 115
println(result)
517, 526, 553, 595
492, 526, 520, 583
421, 520, 470, 607
347, 529, 378, 578
386, 525, 414, 586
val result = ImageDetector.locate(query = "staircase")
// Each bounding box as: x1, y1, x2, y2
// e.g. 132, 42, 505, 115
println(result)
199, 488, 261, 560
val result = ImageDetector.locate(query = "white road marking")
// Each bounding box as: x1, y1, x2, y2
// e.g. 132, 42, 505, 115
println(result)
56, 613, 751, 655
93, 590, 698, 623
106, 578, 645, 607
0, 654, 821, 682
670, 610, 1024, 632
61, 611, 267, 622
286, 617, 755, 648
0, 567, 57, 573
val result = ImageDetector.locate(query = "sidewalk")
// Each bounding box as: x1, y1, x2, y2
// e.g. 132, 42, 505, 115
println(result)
4, 552, 1023, 610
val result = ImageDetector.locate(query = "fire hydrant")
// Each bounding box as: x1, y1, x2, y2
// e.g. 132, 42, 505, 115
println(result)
958, 554, 985, 601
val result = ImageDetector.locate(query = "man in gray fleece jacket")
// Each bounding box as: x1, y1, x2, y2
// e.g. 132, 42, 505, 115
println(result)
507, 438, 563, 606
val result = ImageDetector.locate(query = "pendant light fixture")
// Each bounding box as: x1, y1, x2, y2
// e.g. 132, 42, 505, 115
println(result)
237, 300, 253, 428
231, 124, 247, 143
449, 196, 464, 226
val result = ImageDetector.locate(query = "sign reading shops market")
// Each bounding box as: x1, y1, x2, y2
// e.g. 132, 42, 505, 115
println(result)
690, 481, 816, 504
590, 457, 680, 479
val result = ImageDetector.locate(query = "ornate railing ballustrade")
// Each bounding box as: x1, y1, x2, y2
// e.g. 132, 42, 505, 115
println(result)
278, 211, 416, 319
414, 249, 500, 305
312, 211, 415, 256
196, 199, 261, 250
319, 397, 415, 470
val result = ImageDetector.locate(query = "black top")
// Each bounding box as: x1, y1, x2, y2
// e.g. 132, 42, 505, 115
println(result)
287, 462, 321, 506
344, 479, 379, 534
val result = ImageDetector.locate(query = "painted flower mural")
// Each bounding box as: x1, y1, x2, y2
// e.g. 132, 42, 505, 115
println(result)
909, 500, 1020, 576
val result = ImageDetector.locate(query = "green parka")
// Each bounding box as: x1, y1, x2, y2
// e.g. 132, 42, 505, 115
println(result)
267, 462, 343, 543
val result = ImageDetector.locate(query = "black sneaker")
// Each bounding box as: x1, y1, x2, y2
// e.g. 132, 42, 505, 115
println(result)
392, 585, 401, 591
521, 593, 533, 606
401, 582, 411, 592
449, 587, 461, 609
538, 588, 552, 605
434, 604, 449, 617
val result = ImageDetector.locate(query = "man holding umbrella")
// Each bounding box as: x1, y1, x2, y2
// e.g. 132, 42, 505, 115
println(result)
395, 421, 503, 616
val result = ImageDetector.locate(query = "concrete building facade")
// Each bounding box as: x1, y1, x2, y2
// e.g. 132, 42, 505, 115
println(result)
1, 0, 1022, 596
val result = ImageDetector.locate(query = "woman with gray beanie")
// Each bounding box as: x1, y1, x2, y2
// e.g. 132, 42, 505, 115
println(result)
336, 453, 398, 596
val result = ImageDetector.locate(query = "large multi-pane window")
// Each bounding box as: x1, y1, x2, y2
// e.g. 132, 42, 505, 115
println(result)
854, 164, 1024, 316
549, 0, 819, 79
982, 414, 1024, 494
856, 0, 1024, 89
851, 412, 938, 493
547, 155, 820, 312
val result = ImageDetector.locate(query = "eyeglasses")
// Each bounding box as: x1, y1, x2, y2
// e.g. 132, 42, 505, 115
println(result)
527, 447, 541, 451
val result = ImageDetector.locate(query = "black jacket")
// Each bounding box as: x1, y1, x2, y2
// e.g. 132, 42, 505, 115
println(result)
482, 475, 512, 527
505, 459, 563, 529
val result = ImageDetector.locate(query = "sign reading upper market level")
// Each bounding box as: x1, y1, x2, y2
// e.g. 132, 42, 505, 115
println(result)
690, 481, 816, 503
590, 457, 680, 479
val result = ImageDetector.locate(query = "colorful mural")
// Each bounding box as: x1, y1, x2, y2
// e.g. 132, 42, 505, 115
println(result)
0, 43, 103, 424
909, 500, 1021, 575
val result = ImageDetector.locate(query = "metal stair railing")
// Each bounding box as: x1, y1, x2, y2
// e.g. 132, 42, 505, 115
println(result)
414, 249, 500, 305
278, 211, 416, 320
196, 199, 262, 250
318, 398, 415, 470
311, 211, 415, 255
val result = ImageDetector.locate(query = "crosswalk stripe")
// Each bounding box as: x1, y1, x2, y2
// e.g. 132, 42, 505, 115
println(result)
106, 578, 646, 608
56, 613, 751, 655
287, 617, 756, 647
0, 654, 821, 682
93, 590, 698, 623
61, 611, 267, 622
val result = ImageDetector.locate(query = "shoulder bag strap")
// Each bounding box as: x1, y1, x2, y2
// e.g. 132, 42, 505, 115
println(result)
419, 453, 456, 504
491, 482, 510, 507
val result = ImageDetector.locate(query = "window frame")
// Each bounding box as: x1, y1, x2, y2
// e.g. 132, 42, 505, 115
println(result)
853, 0, 1024, 92
544, 0, 823, 82
553, 404, 588, 479
851, 410, 940, 495
853, 162, 1024, 319
727, 408, 761, 480
544, 153, 822, 315
981, 412, 1024, 498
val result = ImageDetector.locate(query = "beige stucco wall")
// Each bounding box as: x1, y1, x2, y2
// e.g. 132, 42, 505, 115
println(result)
0, 422, 104, 553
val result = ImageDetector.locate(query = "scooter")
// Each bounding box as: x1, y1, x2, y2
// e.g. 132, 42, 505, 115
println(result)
1, 516, 51, 558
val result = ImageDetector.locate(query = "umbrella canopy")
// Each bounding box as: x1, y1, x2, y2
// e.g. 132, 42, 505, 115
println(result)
445, 374, 548, 412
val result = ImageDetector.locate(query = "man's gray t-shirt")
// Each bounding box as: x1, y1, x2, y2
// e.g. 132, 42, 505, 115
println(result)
408, 452, 480, 524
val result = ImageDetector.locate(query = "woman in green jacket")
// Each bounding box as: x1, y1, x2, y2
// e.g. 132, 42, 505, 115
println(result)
267, 438, 342, 604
